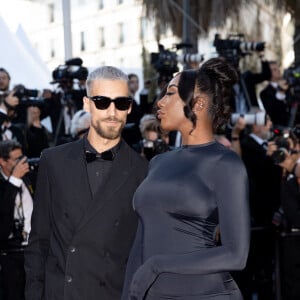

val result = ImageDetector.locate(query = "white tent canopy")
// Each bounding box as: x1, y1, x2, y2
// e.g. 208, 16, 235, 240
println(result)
16, 24, 51, 78
0, 16, 51, 91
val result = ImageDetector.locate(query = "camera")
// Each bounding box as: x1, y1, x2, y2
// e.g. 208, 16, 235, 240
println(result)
13, 85, 39, 99
292, 124, 300, 139
271, 136, 291, 164
27, 157, 40, 173
231, 111, 266, 126
52, 57, 88, 84
214, 33, 265, 68
17, 156, 40, 173
151, 44, 203, 82
12, 219, 25, 242
142, 138, 170, 160
270, 132, 299, 164
13, 84, 44, 108
151, 44, 179, 81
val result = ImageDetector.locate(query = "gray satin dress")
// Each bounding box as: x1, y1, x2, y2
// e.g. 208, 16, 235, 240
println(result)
122, 141, 250, 300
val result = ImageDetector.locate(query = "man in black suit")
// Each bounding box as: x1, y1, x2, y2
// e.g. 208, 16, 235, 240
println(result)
235, 115, 282, 299
24, 66, 148, 300
260, 61, 291, 128
0, 140, 34, 300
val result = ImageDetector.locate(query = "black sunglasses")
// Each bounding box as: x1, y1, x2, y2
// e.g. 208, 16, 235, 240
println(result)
88, 96, 132, 111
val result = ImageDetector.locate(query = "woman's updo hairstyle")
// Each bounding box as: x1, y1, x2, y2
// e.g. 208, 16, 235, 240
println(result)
195, 57, 238, 131
177, 57, 238, 132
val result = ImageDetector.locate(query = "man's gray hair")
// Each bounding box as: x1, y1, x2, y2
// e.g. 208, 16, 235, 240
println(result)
86, 66, 128, 94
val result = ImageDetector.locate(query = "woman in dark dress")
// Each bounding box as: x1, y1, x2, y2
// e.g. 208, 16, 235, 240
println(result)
122, 57, 250, 300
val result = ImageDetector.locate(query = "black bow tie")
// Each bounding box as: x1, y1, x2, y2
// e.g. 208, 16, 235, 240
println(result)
85, 150, 114, 162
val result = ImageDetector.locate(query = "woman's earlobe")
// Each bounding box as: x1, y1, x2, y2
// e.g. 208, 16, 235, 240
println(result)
193, 101, 204, 112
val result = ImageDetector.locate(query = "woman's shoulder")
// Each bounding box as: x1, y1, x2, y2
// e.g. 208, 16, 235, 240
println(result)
214, 144, 247, 174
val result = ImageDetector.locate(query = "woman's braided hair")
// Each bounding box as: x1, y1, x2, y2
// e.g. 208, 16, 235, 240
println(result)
177, 57, 238, 132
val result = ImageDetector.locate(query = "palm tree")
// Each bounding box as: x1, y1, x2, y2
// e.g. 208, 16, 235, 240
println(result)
142, 0, 300, 66
142, 0, 244, 50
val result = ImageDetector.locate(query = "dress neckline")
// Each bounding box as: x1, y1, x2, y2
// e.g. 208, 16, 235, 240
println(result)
181, 140, 216, 149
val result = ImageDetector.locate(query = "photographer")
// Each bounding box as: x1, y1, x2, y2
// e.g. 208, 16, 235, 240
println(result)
26, 104, 50, 158
138, 114, 170, 160
213, 34, 271, 113
260, 61, 291, 128
122, 73, 143, 148
215, 116, 246, 157
0, 140, 34, 300
43, 57, 88, 145
0, 68, 10, 92
241, 55, 272, 109
0, 90, 27, 150
0, 68, 18, 126
234, 112, 282, 299
273, 133, 300, 299
70, 109, 91, 140
0, 90, 19, 127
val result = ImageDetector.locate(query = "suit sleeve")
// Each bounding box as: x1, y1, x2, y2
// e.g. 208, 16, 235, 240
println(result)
121, 220, 143, 300
128, 153, 250, 300
24, 151, 51, 300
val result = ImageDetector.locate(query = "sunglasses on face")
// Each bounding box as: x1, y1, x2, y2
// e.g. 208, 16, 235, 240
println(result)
88, 96, 132, 111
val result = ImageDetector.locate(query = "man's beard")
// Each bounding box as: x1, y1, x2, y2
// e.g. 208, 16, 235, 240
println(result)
92, 117, 125, 140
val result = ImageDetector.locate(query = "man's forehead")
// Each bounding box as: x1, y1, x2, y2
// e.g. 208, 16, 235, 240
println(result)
90, 79, 129, 94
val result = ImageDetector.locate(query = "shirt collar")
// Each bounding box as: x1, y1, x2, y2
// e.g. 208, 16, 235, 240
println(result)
249, 133, 266, 146
83, 136, 122, 157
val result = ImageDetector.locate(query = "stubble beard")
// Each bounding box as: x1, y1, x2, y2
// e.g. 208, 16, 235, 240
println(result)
92, 118, 125, 140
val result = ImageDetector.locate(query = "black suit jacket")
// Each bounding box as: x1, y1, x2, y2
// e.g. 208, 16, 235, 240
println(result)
260, 84, 290, 127
24, 138, 148, 300
241, 135, 282, 226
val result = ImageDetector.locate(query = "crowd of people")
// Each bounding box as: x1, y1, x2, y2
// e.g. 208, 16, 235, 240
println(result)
0, 53, 300, 300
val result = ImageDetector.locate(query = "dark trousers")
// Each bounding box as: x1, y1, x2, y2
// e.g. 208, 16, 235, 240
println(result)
279, 232, 300, 300
0, 251, 25, 300
232, 227, 275, 300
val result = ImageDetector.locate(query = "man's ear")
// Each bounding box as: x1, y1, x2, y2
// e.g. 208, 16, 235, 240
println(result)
83, 96, 90, 113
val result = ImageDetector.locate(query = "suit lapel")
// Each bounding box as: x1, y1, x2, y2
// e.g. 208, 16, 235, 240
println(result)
65, 139, 94, 228
76, 141, 132, 232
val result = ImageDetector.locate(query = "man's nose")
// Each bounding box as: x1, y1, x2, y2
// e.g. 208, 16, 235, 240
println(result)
106, 102, 117, 115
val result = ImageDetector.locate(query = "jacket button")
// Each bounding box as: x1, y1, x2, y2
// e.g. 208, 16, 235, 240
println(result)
114, 219, 120, 226
66, 275, 72, 283
70, 246, 76, 253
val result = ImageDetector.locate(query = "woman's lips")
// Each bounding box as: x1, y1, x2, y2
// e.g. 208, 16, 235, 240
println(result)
157, 110, 165, 119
